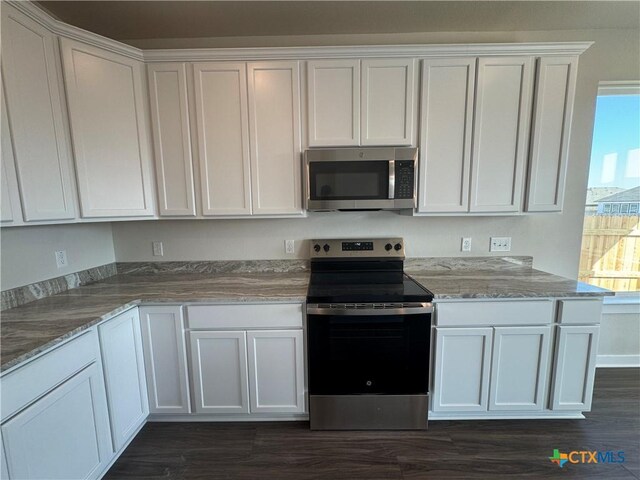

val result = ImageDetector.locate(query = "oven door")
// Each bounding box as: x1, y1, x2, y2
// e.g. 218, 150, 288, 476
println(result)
307, 305, 431, 396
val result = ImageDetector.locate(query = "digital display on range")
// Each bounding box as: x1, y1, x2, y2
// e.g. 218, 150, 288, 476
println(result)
342, 241, 374, 251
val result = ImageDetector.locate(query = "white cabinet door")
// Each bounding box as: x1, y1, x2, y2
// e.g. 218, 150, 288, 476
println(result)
139, 306, 191, 414
551, 325, 600, 411
247, 330, 305, 414
1, 432, 9, 480
247, 61, 303, 215
361, 59, 415, 146
470, 56, 534, 212
432, 327, 493, 412
1, 83, 23, 225
418, 58, 475, 213
1, 363, 112, 480
307, 59, 360, 147
1, 5, 76, 222
526, 56, 578, 212
98, 309, 148, 451
189, 331, 250, 414
147, 63, 196, 216
193, 62, 252, 216
489, 326, 551, 411
61, 38, 154, 218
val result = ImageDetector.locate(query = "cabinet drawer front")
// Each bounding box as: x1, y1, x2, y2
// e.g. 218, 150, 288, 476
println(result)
435, 300, 553, 327
1, 329, 99, 421
186, 303, 303, 329
557, 299, 603, 324
2, 363, 112, 480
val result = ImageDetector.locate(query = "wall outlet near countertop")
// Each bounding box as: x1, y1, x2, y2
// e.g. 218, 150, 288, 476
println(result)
490, 237, 511, 252
152, 241, 164, 257
285, 239, 295, 254
54, 250, 67, 269
461, 237, 472, 252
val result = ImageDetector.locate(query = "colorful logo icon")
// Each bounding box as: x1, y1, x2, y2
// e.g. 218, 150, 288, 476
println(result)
550, 449, 569, 468
549, 449, 625, 467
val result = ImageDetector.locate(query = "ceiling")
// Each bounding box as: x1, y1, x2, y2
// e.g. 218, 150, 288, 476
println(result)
38, 1, 639, 43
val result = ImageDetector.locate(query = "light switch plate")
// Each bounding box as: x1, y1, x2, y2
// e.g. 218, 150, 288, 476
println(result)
490, 237, 511, 252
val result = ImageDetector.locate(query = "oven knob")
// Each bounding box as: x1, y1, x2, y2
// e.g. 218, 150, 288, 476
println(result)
366, 380, 372, 386
385, 243, 393, 251
313, 244, 321, 253
323, 244, 330, 252
394, 243, 402, 251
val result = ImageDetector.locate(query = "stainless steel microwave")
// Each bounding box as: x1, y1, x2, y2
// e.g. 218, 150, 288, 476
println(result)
305, 147, 418, 211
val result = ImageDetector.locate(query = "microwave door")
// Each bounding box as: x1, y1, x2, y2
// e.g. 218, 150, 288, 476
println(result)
308, 160, 390, 207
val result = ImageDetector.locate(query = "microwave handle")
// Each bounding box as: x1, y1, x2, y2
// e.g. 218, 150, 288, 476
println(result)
388, 160, 395, 199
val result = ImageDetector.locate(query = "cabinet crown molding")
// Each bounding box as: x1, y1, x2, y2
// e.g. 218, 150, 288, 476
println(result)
8, 1, 593, 63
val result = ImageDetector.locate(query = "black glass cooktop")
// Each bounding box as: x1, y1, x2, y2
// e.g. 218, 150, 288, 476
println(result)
307, 272, 433, 304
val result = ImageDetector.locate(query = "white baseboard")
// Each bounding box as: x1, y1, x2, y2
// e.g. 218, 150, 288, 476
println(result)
597, 354, 640, 368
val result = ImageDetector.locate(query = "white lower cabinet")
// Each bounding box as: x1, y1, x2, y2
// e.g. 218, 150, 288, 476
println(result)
551, 325, 600, 411
247, 330, 305, 413
489, 326, 551, 411
432, 327, 493, 412
1, 362, 112, 480
189, 331, 250, 414
139, 306, 191, 414
185, 303, 306, 417
98, 308, 149, 451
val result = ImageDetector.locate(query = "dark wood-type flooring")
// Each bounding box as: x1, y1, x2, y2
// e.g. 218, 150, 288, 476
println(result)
105, 368, 640, 479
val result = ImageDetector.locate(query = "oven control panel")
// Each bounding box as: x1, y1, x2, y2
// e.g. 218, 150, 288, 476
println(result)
310, 238, 404, 258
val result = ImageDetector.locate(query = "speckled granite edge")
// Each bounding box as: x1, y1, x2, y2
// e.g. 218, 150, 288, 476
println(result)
1, 263, 118, 311
0, 301, 141, 373
116, 260, 310, 275
405, 256, 533, 271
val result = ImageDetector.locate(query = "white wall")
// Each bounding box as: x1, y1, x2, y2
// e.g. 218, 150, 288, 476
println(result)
598, 309, 640, 367
112, 27, 640, 280
0, 223, 115, 290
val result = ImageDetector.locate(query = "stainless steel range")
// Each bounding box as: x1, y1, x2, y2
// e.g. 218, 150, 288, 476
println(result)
306, 238, 433, 430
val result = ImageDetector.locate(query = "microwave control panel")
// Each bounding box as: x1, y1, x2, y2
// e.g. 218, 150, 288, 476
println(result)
395, 161, 415, 199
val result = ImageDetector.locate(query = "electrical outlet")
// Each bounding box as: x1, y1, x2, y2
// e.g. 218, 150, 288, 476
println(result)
285, 239, 295, 254
152, 241, 164, 257
490, 237, 512, 252
55, 250, 67, 269
461, 237, 472, 252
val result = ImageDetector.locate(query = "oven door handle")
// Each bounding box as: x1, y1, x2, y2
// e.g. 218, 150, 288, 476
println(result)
306, 304, 433, 316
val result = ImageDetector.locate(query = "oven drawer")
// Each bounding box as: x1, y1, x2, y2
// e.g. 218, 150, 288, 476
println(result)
186, 303, 303, 329
435, 300, 554, 327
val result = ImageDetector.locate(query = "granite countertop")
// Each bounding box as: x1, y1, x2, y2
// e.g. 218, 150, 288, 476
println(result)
405, 257, 613, 300
1, 271, 309, 372
1, 257, 611, 373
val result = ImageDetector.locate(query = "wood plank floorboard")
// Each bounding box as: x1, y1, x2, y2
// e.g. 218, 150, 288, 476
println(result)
105, 368, 639, 479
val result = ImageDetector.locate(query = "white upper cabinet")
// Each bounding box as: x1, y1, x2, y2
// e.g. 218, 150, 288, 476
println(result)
147, 63, 196, 216
1, 84, 23, 225
306, 58, 415, 147
470, 56, 534, 212
61, 38, 155, 218
1, 5, 76, 222
526, 56, 578, 212
193, 62, 252, 216
361, 59, 415, 146
307, 59, 360, 147
247, 61, 303, 215
418, 58, 476, 213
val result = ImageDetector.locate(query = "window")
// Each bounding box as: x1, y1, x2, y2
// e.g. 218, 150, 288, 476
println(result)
579, 82, 640, 292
